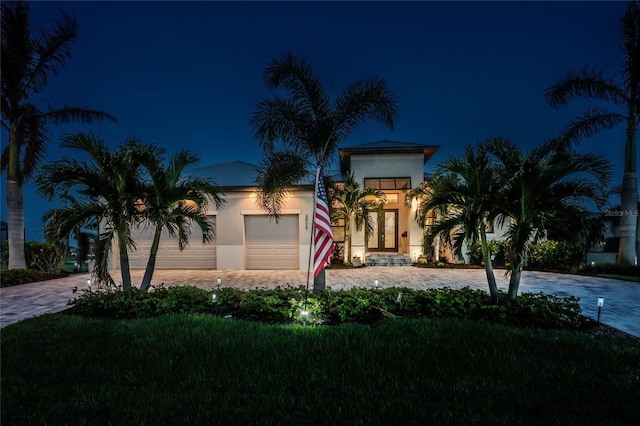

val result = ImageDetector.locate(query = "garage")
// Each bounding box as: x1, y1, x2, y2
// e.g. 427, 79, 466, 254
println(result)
127, 217, 217, 269
244, 214, 299, 269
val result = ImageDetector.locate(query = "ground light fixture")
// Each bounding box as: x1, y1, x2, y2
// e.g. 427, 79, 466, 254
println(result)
374, 279, 379, 289
217, 278, 222, 290
86, 279, 91, 291
597, 297, 604, 323
396, 292, 403, 304
301, 310, 309, 326
212, 292, 218, 313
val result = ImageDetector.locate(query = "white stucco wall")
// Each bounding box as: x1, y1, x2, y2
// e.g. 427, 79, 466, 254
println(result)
347, 152, 425, 259
112, 188, 314, 271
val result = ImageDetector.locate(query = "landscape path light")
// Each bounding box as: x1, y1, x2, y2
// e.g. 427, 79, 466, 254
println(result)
217, 278, 222, 291
86, 279, 92, 291
597, 297, 604, 324
374, 279, 379, 289
301, 309, 309, 326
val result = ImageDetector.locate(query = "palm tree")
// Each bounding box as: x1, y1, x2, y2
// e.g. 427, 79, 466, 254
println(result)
545, 0, 640, 265
249, 52, 398, 292
330, 172, 385, 263
405, 177, 449, 262
35, 133, 155, 291
483, 138, 612, 299
1, 0, 116, 269
137, 151, 224, 291
421, 144, 503, 303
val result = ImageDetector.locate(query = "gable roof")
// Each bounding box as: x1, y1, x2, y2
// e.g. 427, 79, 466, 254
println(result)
187, 161, 260, 188
339, 140, 439, 173
187, 160, 315, 189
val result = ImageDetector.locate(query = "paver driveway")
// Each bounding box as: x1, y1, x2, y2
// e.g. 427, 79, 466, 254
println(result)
1, 267, 638, 336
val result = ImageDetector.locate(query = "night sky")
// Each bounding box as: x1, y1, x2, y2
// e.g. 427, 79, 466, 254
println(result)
1, 0, 629, 241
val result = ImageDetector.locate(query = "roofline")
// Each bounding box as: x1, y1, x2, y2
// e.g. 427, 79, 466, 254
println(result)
339, 145, 440, 173
218, 184, 314, 192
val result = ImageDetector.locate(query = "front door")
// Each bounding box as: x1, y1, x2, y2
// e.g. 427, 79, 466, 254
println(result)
366, 209, 398, 251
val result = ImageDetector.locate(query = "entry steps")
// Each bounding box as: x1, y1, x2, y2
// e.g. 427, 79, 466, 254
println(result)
365, 253, 413, 266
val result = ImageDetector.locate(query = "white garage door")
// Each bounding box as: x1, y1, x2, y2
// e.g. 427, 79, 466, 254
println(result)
128, 218, 216, 269
245, 215, 299, 270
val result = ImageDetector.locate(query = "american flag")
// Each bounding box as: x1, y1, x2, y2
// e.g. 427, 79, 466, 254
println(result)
313, 171, 333, 276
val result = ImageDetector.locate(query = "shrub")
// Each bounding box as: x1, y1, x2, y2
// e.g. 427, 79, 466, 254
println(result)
467, 240, 508, 266
24, 241, 64, 273
0, 269, 67, 287
67, 285, 214, 318
528, 240, 574, 271
66, 285, 583, 330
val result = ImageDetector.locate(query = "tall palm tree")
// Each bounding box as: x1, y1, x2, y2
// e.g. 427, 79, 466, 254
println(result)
484, 138, 611, 299
422, 144, 503, 303
545, 0, 640, 265
137, 151, 224, 291
1, 0, 116, 269
35, 133, 155, 291
330, 172, 385, 263
249, 52, 398, 292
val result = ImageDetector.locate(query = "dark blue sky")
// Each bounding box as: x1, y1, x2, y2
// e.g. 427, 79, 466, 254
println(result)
1, 0, 629, 240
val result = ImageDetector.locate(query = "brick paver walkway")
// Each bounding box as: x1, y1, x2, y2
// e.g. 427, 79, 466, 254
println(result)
1, 267, 638, 336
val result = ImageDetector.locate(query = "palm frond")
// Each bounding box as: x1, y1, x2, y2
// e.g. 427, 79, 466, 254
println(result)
332, 77, 398, 142
545, 66, 627, 107
255, 150, 311, 219
560, 108, 625, 144
621, 0, 640, 97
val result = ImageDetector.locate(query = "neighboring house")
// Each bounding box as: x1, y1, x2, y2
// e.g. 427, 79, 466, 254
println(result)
114, 140, 451, 271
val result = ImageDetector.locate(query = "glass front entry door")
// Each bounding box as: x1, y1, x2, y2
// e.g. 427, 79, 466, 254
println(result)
366, 210, 398, 251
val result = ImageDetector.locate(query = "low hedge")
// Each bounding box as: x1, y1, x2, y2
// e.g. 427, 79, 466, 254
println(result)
66, 284, 583, 330
581, 263, 640, 277
0, 269, 68, 288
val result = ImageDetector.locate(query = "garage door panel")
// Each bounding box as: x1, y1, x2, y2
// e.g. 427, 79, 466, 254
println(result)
245, 215, 299, 270
127, 218, 216, 270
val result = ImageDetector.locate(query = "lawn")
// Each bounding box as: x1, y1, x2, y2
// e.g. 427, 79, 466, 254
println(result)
2, 314, 639, 425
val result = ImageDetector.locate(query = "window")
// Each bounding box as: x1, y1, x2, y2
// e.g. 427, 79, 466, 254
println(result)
364, 178, 411, 190
332, 217, 346, 242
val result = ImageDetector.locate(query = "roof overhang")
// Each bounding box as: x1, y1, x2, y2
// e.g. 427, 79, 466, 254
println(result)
339, 145, 440, 173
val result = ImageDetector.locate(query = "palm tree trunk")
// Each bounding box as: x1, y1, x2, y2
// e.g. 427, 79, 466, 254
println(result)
7, 128, 27, 269
480, 230, 499, 303
140, 227, 162, 291
507, 266, 522, 300
117, 229, 132, 292
618, 117, 637, 265
345, 228, 351, 263
6, 179, 27, 269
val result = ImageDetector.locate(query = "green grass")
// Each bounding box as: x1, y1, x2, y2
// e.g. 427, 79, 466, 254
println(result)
598, 274, 640, 283
2, 314, 639, 425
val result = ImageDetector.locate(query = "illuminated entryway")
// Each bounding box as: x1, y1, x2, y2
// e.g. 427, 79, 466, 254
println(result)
366, 209, 398, 251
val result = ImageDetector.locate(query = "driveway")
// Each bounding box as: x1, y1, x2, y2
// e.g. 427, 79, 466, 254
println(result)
1, 267, 638, 336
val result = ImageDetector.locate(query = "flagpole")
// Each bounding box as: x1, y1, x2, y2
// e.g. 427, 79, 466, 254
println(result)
305, 165, 322, 305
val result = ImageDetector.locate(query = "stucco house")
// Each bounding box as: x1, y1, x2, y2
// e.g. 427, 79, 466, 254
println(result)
117, 140, 512, 271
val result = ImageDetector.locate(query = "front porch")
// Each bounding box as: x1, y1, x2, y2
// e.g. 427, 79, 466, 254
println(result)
364, 253, 413, 266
